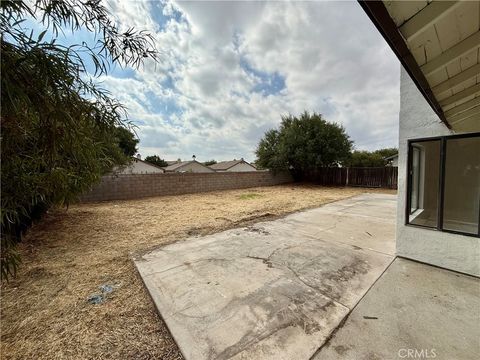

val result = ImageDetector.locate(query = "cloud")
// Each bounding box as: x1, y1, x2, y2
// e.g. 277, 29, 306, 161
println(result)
99, 0, 400, 162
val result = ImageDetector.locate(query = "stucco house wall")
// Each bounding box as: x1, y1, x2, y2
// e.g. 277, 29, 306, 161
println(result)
397, 67, 480, 276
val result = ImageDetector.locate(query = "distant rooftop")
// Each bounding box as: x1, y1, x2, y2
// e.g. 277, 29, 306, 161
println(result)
163, 160, 195, 171
209, 159, 252, 171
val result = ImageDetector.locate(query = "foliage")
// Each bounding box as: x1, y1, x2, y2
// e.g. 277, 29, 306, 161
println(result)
347, 151, 385, 167
374, 147, 398, 159
1, 0, 158, 279
203, 160, 217, 166
255, 112, 353, 175
347, 148, 398, 167
251, 160, 264, 170
115, 127, 139, 157
144, 155, 168, 168
256, 129, 282, 170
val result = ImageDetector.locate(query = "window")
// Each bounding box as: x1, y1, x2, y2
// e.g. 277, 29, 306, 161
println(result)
406, 133, 480, 237
408, 140, 441, 228
443, 136, 480, 235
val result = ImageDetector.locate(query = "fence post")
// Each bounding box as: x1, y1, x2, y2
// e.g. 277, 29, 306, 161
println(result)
346, 167, 349, 186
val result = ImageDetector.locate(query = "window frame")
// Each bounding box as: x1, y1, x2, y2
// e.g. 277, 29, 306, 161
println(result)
406, 132, 480, 238
409, 145, 421, 215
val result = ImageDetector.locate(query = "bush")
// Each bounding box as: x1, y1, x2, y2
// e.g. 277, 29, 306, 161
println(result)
0, 0, 158, 279
346, 148, 398, 167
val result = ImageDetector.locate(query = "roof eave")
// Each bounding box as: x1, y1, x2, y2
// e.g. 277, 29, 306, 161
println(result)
358, 0, 451, 129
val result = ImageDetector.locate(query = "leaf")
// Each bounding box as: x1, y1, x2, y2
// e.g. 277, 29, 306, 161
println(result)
37, 29, 47, 42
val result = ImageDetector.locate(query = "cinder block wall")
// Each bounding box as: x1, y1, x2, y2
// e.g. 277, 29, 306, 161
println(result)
80, 171, 293, 202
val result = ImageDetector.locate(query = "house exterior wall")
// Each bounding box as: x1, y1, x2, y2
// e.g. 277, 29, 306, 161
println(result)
227, 162, 257, 172
397, 67, 480, 276
116, 159, 164, 174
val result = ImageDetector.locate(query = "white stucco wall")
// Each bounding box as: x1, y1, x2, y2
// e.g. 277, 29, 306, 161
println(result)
228, 162, 257, 172
117, 159, 164, 174
397, 67, 480, 276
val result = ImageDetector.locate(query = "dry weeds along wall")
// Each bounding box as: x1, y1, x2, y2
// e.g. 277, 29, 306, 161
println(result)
80, 171, 293, 202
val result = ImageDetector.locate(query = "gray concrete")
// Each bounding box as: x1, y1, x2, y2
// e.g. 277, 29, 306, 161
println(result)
135, 194, 396, 360
314, 258, 480, 360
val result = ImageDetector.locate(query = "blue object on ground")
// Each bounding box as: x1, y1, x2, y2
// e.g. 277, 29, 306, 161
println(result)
100, 284, 114, 293
87, 284, 119, 304
87, 294, 104, 305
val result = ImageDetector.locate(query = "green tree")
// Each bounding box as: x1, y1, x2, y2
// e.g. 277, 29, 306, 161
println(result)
145, 155, 168, 167
347, 151, 385, 167
347, 148, 398, 167
115, 127, 139, 157
374, 147, 398, 159
256, 112, 352, 174
1, 0, 158, 278
204, 160, 217, 166
256, 129, 283, 170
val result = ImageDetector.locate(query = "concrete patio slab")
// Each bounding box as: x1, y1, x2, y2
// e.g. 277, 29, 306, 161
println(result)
135, 194, 397, 360
314, 258, 480, 360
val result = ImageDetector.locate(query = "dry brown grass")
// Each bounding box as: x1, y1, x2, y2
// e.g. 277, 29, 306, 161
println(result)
1, 184, 396, 359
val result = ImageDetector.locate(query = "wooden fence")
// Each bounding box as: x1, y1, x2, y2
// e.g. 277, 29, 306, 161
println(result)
304, 167, 398, 189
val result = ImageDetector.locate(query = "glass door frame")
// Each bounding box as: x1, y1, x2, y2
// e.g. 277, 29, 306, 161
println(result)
406, 132, 480, 238
409, 145, 421, 215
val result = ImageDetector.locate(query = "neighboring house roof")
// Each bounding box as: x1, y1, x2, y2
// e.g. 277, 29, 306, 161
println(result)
209, 159, 255, 171
163, 161, 192, 171
166, 160, 179, 166
163, 160, 212, 172
135, 158, 166, 171
114, 157, 165, 174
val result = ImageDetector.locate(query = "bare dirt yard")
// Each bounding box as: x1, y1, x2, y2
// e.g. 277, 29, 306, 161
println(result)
1, 185, 396, 360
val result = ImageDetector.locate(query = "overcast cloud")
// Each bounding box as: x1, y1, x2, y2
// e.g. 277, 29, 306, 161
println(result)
101, 0, 400, 162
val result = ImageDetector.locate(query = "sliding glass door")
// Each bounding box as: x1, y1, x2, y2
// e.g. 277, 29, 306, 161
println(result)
406, 133, 480, 237
443, 136, 480, 235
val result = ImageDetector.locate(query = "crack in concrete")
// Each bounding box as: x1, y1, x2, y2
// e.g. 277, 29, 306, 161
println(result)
246, 255, 273, 268
244, 252, 350, 310
266, 246, 284, 260
308, 257, 397, 360
283, 263, 350, 310
144, 257, 233, 277
213, 285, 340, 360
315, 219, 339, 234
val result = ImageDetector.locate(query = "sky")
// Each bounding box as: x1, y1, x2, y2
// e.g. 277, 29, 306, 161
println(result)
35, 0, 402, 162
